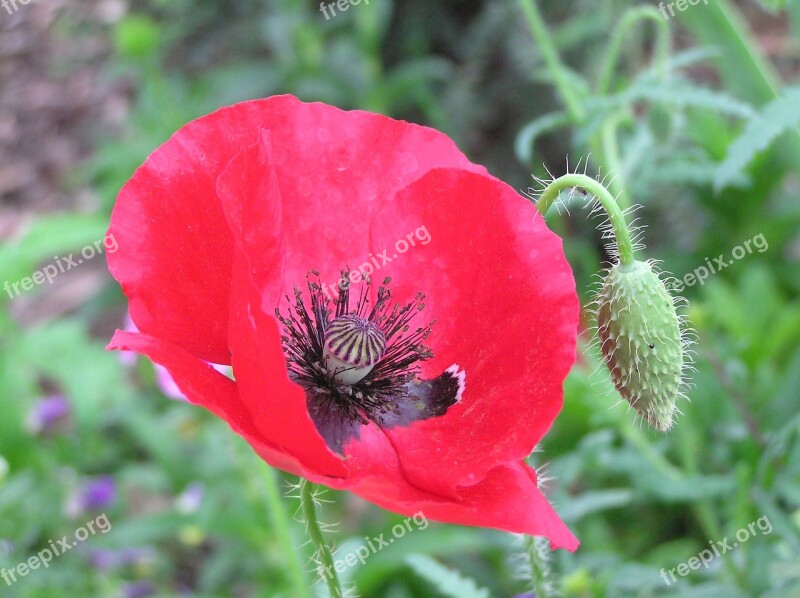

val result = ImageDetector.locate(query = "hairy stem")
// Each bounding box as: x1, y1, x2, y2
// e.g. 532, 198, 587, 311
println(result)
535, 173, 636, 266
300, 479, 343, 598
524, 535, 554, 598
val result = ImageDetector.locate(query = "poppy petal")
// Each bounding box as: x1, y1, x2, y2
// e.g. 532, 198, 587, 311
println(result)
362, 168, 579, 498
214, 117, 483, 314
228, 250, 349, 477
107, 329, 330, 478
318, 426, 578, 551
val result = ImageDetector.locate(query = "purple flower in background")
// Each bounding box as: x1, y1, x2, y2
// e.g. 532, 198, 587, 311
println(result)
89, 547, 155, 571
88, 548, 117, 571
119, 312, 140, 367
154, 363, 188, 401
122, 580, 157, 598
67, 475, 116, 516
26, 395, 71, 435
83, 476, 117, 510
175, 482, 204, 514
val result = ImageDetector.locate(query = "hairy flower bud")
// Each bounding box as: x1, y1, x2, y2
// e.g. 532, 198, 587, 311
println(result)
597, 259, 686, 431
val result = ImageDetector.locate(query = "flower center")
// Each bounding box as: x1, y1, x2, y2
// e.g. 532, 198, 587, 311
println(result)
323, 314, 387, 385
275, 269, 465, 453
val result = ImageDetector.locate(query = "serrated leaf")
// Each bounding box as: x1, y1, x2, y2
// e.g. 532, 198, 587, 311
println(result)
405, 554, 491, 598
714, 87, 800, 192
601, 80, 756, 119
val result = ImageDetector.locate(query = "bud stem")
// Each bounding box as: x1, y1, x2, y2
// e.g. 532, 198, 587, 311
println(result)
535, 173, 636, 266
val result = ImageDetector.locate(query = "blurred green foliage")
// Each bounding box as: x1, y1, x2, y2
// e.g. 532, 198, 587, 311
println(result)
1, 0, 799, 596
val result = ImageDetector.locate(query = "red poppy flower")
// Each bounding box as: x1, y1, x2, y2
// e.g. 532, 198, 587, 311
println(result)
107, 95, 580, 550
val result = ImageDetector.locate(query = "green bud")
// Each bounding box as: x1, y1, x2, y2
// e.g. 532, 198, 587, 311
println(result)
597, 259, 685, 431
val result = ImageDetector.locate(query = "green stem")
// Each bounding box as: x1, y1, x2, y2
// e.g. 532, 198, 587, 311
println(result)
673, 423, 747, 588
616, 419, 683, 481
680, 0, 782, 104
594, 6, 669, 210
300, 479, 343, 598
597, 5, 670, 94
536, 173, 636, 266
262, 466, 312, 598
524, 535, 554, 598
517, 0, 585, 122
599, 113, 632, 210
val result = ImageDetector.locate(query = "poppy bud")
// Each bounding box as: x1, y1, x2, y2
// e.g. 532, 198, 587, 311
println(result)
596, 259, 685, 431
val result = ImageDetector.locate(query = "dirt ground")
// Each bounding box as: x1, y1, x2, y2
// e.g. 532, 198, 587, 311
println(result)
0, 0, 130, 236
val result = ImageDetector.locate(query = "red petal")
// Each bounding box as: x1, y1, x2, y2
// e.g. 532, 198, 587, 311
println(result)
362, 168, 579, 498
213, 130, 346, 477
107, 330, 310, 474
414, 462, 579, 551
305, 425, 578, 551
227, 249, 348, 477
215, 120, 483, 313
110, 96, 482, 364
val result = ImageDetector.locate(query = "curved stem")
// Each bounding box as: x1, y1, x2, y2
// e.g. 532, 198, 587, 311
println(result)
593, 7, 669, 212
262, 466, 312, 598
536, 173, 636, 266
598, 5, 670, 94
517, 0, 586, 122
600, 113, 632, 210
300, 479, 343, 598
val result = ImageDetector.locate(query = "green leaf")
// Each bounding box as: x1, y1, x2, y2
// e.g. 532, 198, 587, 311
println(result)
714, 87, 800, 191
558, 489, 635, 522
515, 111, 572, 165
601, 80, 756, 119
19, 320, 133, 429
405, 554, 491, 598
0, 214, 109, 293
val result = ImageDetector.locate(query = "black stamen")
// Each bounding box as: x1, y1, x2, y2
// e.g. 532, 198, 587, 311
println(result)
276, 269, 460, 453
